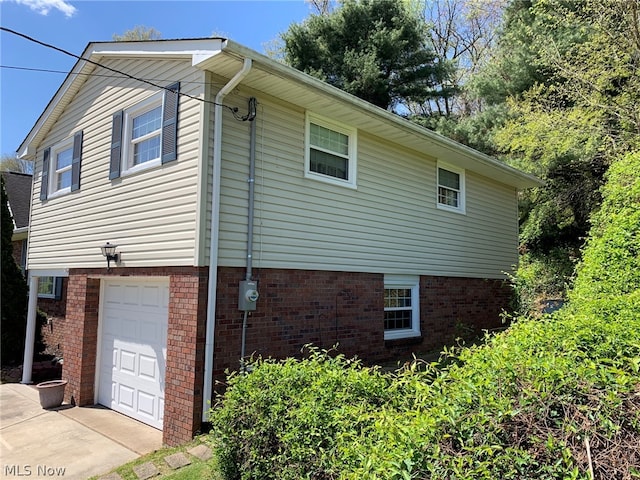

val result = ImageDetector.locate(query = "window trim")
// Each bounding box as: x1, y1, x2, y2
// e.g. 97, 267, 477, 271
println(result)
37, 276, 62, 300
121, 92, 163, 177
304, 112, 357, 189
383, 275, 421, 341
437, 162, 466, 214
41, 131, 82, 201
47, 137, 74, 198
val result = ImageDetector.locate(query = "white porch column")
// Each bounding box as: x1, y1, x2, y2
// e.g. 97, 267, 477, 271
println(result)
21, 275, 39, 384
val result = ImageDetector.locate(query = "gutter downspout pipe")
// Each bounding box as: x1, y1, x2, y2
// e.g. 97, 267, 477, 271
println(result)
203, 57, 252, 421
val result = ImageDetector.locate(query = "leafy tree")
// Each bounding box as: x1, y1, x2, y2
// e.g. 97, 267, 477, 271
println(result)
450, 0, 640, 305
1, 176, 28, 365
417, 0, 506, 117
281, 0, 453, 110
112, 25, 161, 41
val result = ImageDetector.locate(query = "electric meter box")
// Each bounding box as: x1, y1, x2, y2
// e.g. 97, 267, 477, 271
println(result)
239, 280, 259, 311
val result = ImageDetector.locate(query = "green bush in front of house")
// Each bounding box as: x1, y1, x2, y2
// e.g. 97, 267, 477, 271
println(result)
208, 152, 640, 480
210, 348, 397, 480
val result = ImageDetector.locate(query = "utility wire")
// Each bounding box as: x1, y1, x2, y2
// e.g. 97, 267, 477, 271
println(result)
1, 27, 248, 120
0, 65, 227, 87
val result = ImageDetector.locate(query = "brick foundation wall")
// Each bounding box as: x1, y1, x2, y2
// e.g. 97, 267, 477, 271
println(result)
213, 267, 512, 382
213, 268, 384, 382
39, 279, 68, 358
62, 275, 99, 407
163, 269, 209, 446
60, 264, 511, 447
62, 266, 208, 447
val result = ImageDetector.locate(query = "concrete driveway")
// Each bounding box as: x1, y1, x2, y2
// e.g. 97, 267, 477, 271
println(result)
0, 383, 162, 479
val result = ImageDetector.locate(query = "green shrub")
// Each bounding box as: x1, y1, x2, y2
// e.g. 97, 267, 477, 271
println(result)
209, 347, 393, 480
209, 152, 640, 479
571, 152, 640, 301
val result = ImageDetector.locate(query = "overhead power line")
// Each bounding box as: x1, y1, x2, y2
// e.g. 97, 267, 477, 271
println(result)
0, 27, 248, 119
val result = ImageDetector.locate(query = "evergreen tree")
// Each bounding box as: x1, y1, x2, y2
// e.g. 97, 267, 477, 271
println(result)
282, 0, 454, 111
1, 176, 29, 365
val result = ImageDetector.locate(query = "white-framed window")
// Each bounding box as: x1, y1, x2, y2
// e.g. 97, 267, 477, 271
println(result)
48, 137, 74, 197
122, 93, 163, 176
305, 113, 357, 188
437, 162, 465, 214
384, 275, 421, 340
37, 276, 60, 299
41, 131, 83, 201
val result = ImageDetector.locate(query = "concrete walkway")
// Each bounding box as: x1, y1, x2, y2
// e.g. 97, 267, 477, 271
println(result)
0, 383, 162, 480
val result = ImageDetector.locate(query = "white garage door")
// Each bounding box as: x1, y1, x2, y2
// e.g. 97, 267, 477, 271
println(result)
98, 278, 169, 429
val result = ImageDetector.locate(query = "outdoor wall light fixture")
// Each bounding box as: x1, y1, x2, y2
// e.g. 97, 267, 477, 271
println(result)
100, 242, 119, 270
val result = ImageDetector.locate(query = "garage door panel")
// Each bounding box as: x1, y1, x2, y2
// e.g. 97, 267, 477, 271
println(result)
137, 391, 156, 418
138, 354, 157, 381
118, 384, 135, 409
98, 278, 168, 430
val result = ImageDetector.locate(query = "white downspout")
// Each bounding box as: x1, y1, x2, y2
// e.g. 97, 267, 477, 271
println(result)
202, 57, 252, 420
21, 275, 39, 384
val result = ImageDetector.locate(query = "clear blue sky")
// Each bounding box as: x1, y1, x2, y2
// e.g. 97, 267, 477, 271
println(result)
0, 0, 312, 156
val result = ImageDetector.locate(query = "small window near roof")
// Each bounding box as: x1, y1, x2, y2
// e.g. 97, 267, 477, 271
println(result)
437, 163, 465, 214
305, 113, 357, 188
384, 275, 421, 340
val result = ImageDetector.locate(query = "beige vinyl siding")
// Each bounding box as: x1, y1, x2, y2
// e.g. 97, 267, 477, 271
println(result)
28, 58, 205, 270
216, 94, 518, 279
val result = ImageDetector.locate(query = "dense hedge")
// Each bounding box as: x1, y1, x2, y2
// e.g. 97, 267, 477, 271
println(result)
209, 152, 640, 479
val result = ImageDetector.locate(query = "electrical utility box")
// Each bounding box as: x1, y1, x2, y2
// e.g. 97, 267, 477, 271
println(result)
239, 280, 259, 311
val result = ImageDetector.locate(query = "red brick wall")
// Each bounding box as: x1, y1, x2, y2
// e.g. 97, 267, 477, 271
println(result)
61, 265, 511, 446
213, 267, 512, 382
163, 269, 208, 446
213, 268, 386, 381
62, 275, 99, 406
11, 239, 24, 269
39, 279, 68, 357
62, 266, 208, 446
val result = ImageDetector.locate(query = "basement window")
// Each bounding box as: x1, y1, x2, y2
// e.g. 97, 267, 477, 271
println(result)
384, 275, 420, 340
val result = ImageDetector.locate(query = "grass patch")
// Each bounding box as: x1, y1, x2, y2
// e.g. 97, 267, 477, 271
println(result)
88, 436, 222, 480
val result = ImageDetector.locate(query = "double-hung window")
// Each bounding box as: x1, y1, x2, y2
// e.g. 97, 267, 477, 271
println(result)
437, 162, 465, 214
40, 131, 83, 201
122, 94, 163, 174
109, 82, 180, 180
305, 113, 357, 188
52, 140, 73, 194
384, 275, 421, 340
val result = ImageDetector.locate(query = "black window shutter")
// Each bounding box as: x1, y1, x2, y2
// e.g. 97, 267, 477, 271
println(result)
109, 111, 123, 179
40, 147, 50, 200
71, 131, 83, 191
161, 82, 180, 164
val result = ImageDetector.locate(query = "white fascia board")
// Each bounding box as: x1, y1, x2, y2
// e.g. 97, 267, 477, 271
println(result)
89, 38, 226, 65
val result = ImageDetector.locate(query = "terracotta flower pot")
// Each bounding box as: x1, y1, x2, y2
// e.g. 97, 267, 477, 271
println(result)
36, 379, 68, 409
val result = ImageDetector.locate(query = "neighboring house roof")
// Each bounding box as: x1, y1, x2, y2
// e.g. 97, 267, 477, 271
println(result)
17, 37, 542, 190
1, 171, 32, 230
